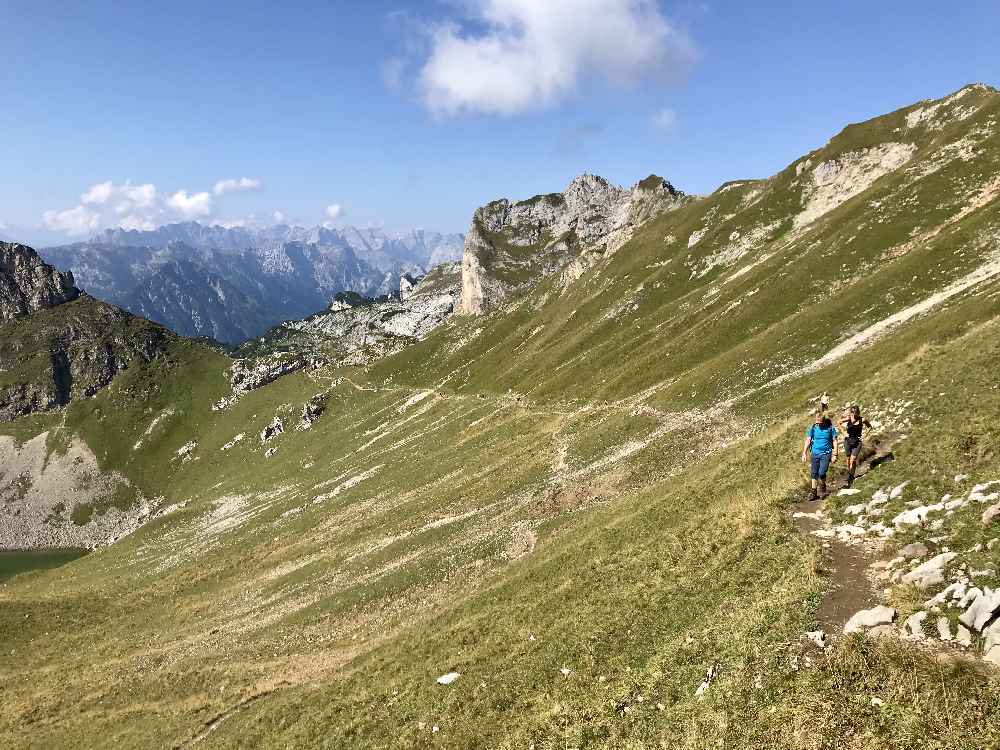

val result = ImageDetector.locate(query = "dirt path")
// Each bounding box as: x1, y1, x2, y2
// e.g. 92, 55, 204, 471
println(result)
790, 438, 901, 635
792, 497, 880, 634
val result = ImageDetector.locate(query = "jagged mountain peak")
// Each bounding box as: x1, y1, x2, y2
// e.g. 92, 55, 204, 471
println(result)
459, 172, 688, 314
0, 241, 80, 323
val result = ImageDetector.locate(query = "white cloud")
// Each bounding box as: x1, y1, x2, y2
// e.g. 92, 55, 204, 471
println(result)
167, 190, 213, 219
272, 210, 286, 223
117, 183, 158, 212
213, 177, 261, 195
81, 180, 114, 205
43, 205, 100, 236
652, 108, 677, 131
43, 177, 265, 236
411, 0, 694, 116
118, 215, 156, 232
324, 204, 344, 222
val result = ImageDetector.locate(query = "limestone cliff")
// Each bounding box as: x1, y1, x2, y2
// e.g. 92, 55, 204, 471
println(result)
458, 174, 686, 314
0, 241, 79, 323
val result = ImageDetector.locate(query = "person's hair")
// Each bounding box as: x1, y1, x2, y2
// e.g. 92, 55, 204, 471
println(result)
850, 404, 862, 420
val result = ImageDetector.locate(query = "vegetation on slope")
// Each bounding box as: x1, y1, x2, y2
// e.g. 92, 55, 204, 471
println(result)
1, 84, 1000, 748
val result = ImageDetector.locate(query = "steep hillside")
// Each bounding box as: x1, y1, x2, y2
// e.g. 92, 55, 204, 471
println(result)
0, 243, 226, 548
41, 223, 464, 343
3, 84, 1000, 749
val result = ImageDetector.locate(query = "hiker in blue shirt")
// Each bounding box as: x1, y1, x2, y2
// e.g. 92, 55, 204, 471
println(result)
802, 409, 839, 500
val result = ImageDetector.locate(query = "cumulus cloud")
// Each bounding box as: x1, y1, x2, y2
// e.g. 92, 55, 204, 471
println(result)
272, 210, 286, 223
43, 205, 100, 236
213, 177, 261, 195
409, 0, 695, 116
324, 204, 344, 222
651, 108, 677, 131
118, 215, 156, 232
42, 177, 272, 236
167, 190, 213, 219
117, 183, 157, 212
81, 181, 114, 205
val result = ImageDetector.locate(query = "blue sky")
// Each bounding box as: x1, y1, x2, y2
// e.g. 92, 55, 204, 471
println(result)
2, 1, 998, 245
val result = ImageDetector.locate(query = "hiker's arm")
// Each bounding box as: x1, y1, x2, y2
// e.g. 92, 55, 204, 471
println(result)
801, 436, 811, 462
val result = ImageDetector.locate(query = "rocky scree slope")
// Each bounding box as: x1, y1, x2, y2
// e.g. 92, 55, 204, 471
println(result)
4, 84, 1000, 748
458, 173, 687, 314
235, 262, 461, 366
41, 223, 464, 344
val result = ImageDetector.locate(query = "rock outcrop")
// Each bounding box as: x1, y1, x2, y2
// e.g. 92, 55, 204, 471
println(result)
0, 244, 174, 421
458, 174, 686, 315
235, 262, 461, 366
0, 242, 79, 323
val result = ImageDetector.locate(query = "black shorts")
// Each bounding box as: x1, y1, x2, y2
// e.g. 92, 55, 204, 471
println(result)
844, 438, 861, 458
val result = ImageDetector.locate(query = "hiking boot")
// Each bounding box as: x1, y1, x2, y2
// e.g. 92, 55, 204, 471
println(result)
846, 472, 855, 488
819, 480, 827, 496
808, 488, 818, 501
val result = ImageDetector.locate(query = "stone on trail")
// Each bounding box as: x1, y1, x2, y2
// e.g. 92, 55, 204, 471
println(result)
959, 588, 1000, 632
436, 672, 461, 685
982, 502, 1000, 527
984, 620, 1000, 665
871, 489, 890, 504
903, 611, 928, 639
890, 482, 909, 499
899, 542, 929, 559
803, 630, 827, 648
901, 552, 957, 589
844, 606, 897, 634
837, 488, 862, 496
925, 581, 967, 609
937, 617, 953, 641
844, 503, 867, 516
983, 620, 1000, 652
956, 624, 974, 647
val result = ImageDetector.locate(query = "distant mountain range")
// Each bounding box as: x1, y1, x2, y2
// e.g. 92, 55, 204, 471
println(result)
38, 222, 464, 344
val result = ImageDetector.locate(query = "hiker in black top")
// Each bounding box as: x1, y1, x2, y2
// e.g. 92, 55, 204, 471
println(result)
839, 404, 873, 487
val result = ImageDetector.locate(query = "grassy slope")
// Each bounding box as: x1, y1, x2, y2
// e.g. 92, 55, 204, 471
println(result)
2, 85, 1000, 748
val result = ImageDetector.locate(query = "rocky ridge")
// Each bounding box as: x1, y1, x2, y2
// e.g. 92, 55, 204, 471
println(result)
458, 174, 686, 315
0, 244, 174, 421
0, 241, 79, 323
234, 262, 461, 367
